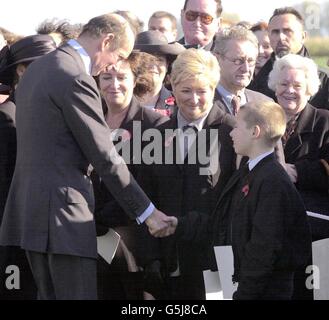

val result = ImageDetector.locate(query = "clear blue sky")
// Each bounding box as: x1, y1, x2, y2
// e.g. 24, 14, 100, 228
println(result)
0, 0, 325, 36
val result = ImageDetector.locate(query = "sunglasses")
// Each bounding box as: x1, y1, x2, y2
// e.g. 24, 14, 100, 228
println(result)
185, 10, 214, 25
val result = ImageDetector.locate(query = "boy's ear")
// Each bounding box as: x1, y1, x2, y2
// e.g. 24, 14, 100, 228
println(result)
252, 125, 261, 138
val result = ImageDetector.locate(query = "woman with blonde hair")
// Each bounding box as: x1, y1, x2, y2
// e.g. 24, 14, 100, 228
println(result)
137, 48, 236, 300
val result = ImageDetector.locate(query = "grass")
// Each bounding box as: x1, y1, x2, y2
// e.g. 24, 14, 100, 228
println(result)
305, 37, 329, 72
313, 56, 329, 71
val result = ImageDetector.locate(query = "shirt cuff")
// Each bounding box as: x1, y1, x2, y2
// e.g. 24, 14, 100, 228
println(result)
136, 203, 155, 224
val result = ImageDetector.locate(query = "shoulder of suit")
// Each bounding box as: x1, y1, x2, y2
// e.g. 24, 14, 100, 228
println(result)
308, 103, 329, 123
245, 89, 274, 102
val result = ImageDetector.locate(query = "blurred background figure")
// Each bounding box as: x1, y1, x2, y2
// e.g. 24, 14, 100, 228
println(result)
235, 20, 253, 29
0, 34, 56, 300
0, 30, 7, 50
36, 18, 83, 46
179, 0, 223, 50
250, 21, 273, 77
134, 30, 185, 115
0, 27, 23, 46
114, 10, 144, 36
148, 11, 178, 42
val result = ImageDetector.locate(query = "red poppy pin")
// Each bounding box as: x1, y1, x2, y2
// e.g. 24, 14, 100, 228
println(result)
164, 96, 175, 106
241, 184, 249, 197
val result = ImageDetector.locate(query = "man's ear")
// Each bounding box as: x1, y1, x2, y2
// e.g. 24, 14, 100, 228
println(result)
252, 125, 261, 139
102, 33, 115, 50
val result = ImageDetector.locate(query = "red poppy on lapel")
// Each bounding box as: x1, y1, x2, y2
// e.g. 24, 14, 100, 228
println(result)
164, 96, 175, 106
241, 184, 249, 197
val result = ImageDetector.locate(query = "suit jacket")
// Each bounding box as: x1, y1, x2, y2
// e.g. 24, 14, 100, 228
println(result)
248, 47, 329, 110
212, 154, 312, 300
284, 104, 329, 239
137, 104, 236, 275
214, 88, 273, 114
0, 44, 153, 259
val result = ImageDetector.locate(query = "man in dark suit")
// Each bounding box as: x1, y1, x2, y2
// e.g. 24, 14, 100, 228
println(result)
179, 0, 222, 51
212, 26, 273, 116
0, 13, 174, 300
248, 7, 329, 110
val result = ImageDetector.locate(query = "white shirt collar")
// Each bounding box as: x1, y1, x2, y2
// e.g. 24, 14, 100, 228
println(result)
248, 150, 274, 171
216, 84, 247, 115
177, 108, 211, 131
68, 39, 91, 75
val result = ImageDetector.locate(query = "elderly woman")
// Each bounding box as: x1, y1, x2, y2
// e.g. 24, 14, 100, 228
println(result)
268, 54, 329, 300
268, 54, 329, 223
0, 34, 56, 300
93, 52, 169, 300
134, 30, 185, 115
250, 22, 273, 77
137, 48, 236, 300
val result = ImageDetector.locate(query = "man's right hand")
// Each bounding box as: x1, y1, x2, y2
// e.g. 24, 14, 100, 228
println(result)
145, 209, 177, 237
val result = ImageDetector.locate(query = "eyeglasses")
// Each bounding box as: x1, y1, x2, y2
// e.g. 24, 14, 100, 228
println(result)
220, 54, 256, 67
185, 10, 214, 25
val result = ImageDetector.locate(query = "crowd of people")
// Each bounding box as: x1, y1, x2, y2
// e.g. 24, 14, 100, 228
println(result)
0, 0, 328, 301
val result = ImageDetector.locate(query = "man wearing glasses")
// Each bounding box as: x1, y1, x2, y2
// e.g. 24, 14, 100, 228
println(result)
179, 0, 222, 50
213, 26, 273, 116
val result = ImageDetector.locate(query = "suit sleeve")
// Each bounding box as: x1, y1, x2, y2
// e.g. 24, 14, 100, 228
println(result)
61, 74, 151, 219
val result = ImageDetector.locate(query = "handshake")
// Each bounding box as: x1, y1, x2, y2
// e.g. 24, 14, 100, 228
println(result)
145, 209, 178, 238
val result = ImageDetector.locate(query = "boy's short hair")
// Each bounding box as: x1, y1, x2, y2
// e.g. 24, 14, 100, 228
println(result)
240, 101, 286, 147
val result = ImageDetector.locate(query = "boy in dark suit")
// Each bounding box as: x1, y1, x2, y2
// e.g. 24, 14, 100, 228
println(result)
170, 100, 312, 300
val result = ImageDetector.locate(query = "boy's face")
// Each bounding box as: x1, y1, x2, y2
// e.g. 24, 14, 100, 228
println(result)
230, 109, 253, 156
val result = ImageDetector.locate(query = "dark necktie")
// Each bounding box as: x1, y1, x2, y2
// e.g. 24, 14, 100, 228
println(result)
182, 125, 198, 159
231, 96, 240, 116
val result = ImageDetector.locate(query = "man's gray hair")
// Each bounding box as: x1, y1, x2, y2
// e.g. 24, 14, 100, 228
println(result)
214, 26, 258, 56
81, 13, 131, 50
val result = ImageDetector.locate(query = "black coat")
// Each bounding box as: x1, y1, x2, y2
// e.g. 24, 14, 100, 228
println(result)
284, 103, 329, 240
212, 154, 312, 300
248, 47, 329, 110
0, 98, 16, 224
93, 96, 169, 231
137, 104, 236, 278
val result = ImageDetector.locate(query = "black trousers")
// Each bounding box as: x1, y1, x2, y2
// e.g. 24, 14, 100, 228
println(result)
26, 250, 97, 300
